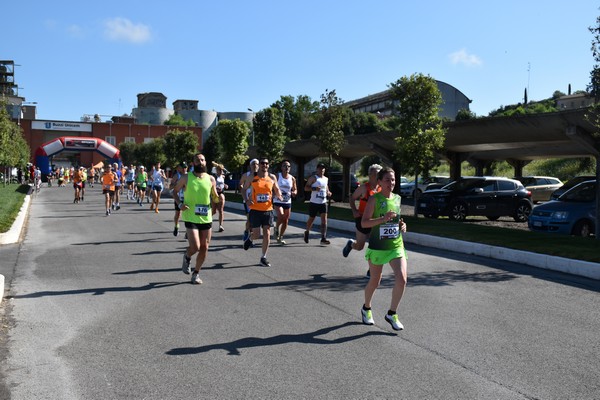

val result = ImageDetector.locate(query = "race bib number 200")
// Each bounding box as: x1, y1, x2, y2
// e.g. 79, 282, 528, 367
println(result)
380, 223, 399, 240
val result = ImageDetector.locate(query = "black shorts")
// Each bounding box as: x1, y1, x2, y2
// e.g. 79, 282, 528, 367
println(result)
273, 202, 292, 210
184, 222, 212, 231
355, 217, 372, 235
103, 189, 115, 195
308, 202, 327, 217
249, 209, 274, 228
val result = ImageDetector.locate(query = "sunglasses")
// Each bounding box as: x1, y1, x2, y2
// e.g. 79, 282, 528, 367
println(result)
260, 161, 269, 165
282, 165, 291, 168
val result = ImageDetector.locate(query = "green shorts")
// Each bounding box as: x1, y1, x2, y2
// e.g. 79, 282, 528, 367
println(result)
364, 246, 406, 265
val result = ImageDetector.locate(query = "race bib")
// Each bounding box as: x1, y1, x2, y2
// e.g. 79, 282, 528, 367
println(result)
103, 184, 111, 190
194, 204, 209, 216
257, 193, 270, 203
317, 189, 327, 199
281, 191, 290, 202
380, 223, 399, 240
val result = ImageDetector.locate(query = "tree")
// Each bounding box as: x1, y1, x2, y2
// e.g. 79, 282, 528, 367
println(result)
118, 141, 138, 166
455, 108, 477, 121
202, 133, 222, 169
0, 102, 30, 185
164, 113, 196, 127
212, 119, 250, 172
585, 10, 600, 239
136, 138, 166, 170
162, 129, 200, 169
316, 89, 346, 166
388, 73, 446, 216
253, 107, 287, 164
271, 95, 320, 140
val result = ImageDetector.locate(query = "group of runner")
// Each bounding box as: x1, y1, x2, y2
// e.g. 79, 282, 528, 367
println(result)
177, 155, 408, 331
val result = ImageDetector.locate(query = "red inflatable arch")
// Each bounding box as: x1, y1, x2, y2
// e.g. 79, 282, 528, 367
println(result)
35, 136, 120, 159
34, 137, 121, 175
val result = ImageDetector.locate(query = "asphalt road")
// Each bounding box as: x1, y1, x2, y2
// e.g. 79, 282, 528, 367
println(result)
1, 184, 599, 399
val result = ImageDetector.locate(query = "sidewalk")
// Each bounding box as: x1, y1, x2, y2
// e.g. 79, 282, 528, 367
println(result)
227, 201, 600, 281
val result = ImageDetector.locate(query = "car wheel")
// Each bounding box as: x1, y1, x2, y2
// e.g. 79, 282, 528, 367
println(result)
487, 216, 500, 221
571, 220, 593, 237
513, 202, 532, 222
449, 202, 467, 221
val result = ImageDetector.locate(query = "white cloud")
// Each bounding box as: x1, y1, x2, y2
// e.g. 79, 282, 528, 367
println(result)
67, 24, 85, 39
104, 17, 151, 44
449, 49, 482, 67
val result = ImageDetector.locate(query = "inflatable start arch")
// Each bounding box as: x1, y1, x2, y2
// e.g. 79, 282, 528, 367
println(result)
35, 136, 121, 174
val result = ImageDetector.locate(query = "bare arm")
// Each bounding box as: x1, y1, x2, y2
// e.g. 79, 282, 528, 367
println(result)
173, 175, 188, 210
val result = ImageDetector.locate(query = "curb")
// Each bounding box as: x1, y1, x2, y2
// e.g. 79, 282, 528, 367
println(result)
0, 191, 31, 245
0, 189, 31, 305
226, 202, 599, 281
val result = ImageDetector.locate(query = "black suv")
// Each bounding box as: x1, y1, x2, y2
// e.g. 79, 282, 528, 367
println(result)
417, 177, 533, 222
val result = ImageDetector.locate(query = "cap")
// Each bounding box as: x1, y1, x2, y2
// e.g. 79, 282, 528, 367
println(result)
317, 162, 326, 169
250, 158, 259, 165
139, 165, 145, 169
179, 161, 187, 168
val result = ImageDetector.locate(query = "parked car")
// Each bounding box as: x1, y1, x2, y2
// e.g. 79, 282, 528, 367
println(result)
550, 175, 596, 200
328, 171, 359, 202
417, 176, 533, 222
400, 176, 450, 197
528, 180, 596, 237
514, 176, 563, 203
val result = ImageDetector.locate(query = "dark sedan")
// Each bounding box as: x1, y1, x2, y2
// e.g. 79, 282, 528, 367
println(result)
417, 177, 533, 222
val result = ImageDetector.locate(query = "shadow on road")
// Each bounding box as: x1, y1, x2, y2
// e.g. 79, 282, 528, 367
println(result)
165, 321, 396, 356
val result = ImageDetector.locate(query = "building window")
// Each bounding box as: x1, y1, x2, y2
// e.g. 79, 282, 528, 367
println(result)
105, 136, 116, 145
143, 137, 154, 144
124, 136, 135, 143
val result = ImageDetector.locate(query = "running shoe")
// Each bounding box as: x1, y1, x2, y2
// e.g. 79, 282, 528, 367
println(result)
343, 239, 354, 257
116, 205, 121, 210
218, 225, 224, 232
182, 253, 192, 274
260, 257, 271, 267
173, 226, 179, 236
385, 313, 404, 331
303, 230, 309, 243
277, 236, 286, 245
243, 238, 253, 251
106, 210, 109, 216
361, 308, 374, 325
191, 272, 203, 285
155, 208, 159, 214
139, 202, 143, 207
320, 238, 331, 245
81, 196, 84, 201
112, 203, 115, 210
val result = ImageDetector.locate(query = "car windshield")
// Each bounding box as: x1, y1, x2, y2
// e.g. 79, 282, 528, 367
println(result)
558, 181, 596, 202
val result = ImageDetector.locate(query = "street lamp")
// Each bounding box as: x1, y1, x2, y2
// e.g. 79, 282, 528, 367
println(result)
247, 108, 255, 146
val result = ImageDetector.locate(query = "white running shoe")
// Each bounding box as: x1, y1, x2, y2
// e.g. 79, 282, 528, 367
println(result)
385, 313, 404, 331
361, 308, 374, 325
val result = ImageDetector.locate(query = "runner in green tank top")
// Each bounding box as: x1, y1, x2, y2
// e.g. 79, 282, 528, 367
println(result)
172, 153, 220, 285
360, 167, 408, 331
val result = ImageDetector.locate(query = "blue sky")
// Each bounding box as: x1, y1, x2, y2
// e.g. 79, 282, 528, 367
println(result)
4, 0, 598, 122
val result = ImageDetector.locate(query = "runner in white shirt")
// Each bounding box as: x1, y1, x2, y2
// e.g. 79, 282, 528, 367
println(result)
273, 160, 297, 244
211, 162, 229, 232
150, 162, 167, 213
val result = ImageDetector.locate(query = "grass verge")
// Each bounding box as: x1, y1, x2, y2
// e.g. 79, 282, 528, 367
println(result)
225, 192, 600, 264
0, 184, 29, 233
